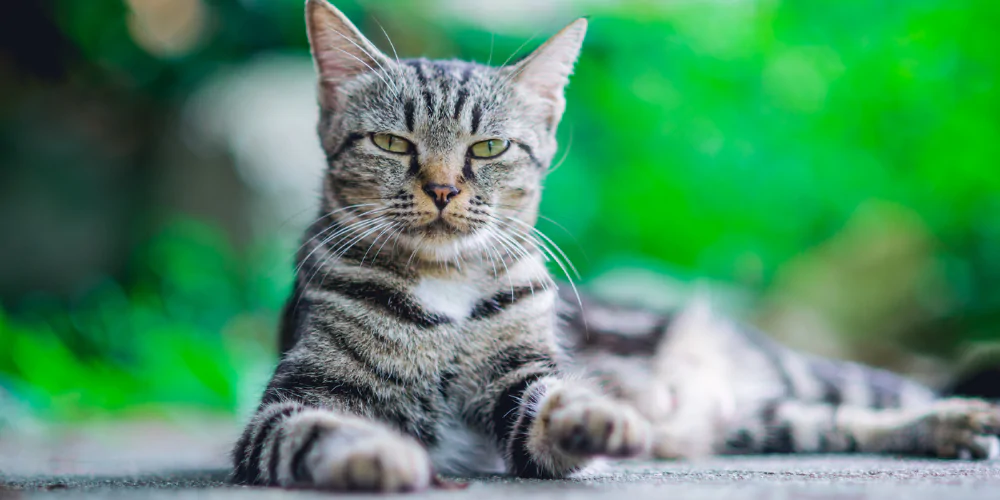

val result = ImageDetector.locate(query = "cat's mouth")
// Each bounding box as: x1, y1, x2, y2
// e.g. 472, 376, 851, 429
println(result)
399, 211, 479, 246
422, 218, 460, 235
406, 216, 479, 243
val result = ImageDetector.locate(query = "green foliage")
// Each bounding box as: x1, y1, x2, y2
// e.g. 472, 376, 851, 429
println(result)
0, 220, 286, 419
1, 0, 998, 418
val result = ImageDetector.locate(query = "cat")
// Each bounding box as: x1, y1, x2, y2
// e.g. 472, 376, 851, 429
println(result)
231, 0, 1000, 492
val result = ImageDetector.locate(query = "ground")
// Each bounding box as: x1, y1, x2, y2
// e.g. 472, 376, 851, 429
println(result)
3, 420, 1000, 499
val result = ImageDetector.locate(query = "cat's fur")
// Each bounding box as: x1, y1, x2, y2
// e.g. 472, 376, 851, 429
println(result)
232, 0, 1000, 492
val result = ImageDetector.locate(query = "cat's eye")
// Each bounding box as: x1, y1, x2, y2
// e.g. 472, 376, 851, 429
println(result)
371, 133, 414, 154
469, 139, 510, 159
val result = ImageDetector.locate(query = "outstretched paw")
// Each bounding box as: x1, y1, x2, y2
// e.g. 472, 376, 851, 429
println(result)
309, 428, 433, 492
539, 385, 650, 458
923, 398, 1000, 460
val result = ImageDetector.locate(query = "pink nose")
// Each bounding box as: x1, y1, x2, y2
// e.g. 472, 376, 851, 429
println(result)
423, 183, 460, 210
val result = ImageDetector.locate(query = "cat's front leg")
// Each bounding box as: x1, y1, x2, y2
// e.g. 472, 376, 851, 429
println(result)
493, 375, 652, 478
232, 401, 433, 492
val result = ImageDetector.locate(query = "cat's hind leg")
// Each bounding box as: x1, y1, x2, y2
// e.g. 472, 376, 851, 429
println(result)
739, 398, 1000, 459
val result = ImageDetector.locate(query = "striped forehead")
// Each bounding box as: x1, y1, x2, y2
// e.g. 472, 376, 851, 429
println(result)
397, 59, 506, 146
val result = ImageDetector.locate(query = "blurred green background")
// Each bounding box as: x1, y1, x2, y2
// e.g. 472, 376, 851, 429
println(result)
1, 0, 999, 424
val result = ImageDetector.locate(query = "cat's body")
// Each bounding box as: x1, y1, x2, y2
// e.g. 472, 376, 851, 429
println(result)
232, 0, 1000, 492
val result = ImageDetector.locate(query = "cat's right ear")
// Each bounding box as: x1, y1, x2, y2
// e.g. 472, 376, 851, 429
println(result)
305, 0, 392, 109
508, 18, 587, 133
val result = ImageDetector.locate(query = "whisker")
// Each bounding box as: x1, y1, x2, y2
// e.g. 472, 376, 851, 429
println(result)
300, 217, 385, 276
548, 126, 574, 174
483, 228, 516, 300
487, 32, 495, 67
297, 216, 383, 306
476, 235, 499, 280
489, 215, 582, 317
292, 204, 382, 257
486, 206, 587, 265
324, 25, 400, 96
498, 30, 541, 70
293, 207, 390, 277
360, 221, 400, 266
405, 233, 426, 268
504, 216, 581, 280
331, 219, 394, 261
269, 202, 377, 279
325, 40, 399, 97
316, 223, 387, 289
483, 218, 550, 298
299, 216, 387, 287
373, 17, 401, 66
372, 224, 406, 265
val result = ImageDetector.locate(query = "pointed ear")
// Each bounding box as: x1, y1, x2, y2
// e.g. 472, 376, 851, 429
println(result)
305, 0, 392, 109
510, 18, 587, 127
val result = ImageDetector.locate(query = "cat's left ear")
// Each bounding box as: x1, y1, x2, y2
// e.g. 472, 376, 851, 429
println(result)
510, 18, 588, 128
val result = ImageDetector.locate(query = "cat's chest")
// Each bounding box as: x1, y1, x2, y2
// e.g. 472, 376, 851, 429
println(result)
410, 277, 484, 322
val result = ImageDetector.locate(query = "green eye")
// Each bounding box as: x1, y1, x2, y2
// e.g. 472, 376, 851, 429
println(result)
469, 139, 510, 159
371, 133, 414, 154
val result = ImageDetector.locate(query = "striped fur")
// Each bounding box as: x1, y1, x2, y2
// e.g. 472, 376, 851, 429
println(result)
559, 291, 1000, 460
233, 0, 1000, 492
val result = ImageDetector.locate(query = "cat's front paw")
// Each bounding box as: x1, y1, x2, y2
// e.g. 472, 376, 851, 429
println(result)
539, 385, 650, 458
922, 398, 1000, 460
309, 428, 432, 492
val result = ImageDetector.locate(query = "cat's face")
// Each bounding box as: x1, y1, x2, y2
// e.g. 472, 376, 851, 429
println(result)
306, 0, 585, 263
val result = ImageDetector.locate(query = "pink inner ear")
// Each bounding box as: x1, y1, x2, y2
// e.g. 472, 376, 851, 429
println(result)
311, 25, 368, 83
514, 20, 586, 102
517, 58, 570, 102
308, 5, 382, 86
315, 49, 358, 83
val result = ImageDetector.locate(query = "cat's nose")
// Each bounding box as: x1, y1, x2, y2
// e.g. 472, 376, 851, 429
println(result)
422, 183, 461, 210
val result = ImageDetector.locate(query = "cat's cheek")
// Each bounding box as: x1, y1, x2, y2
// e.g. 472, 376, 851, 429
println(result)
475, 163, 520, 189
505, 188, 531, 203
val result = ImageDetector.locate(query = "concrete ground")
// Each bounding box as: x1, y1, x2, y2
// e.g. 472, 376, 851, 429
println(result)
4, 457, 1000, 500
3, 420, 1000, 499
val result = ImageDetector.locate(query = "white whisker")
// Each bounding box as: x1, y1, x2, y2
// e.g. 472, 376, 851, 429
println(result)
360, 222, 400, 266
548, 126, 574, 174
324, 24, 400, 96
487, 32, 495, 66
294, 207, 390, 277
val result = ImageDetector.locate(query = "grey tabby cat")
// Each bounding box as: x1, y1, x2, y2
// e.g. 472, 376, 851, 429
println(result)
232, 0, 1000, 492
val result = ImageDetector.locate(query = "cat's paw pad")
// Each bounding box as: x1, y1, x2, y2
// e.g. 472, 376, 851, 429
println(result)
311, 430, 432, 492
925, 399, 1000, 460
540, 387, 650, 457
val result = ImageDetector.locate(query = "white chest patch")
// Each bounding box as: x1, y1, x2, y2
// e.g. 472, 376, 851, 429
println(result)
411, 278, 481, 321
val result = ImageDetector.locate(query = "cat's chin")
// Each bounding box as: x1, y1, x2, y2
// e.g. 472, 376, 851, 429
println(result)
400, 228, 492, 264
422, 219, 461, 235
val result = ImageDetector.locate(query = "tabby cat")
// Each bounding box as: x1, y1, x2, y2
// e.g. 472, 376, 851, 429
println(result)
232, 0, 1000, 492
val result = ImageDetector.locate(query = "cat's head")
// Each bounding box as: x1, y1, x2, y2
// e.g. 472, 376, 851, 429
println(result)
305, 0, 585, 263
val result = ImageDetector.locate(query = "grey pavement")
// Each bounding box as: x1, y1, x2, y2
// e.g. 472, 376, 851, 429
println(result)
3, 420, 1000, 499
4, 457, 1000, 499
